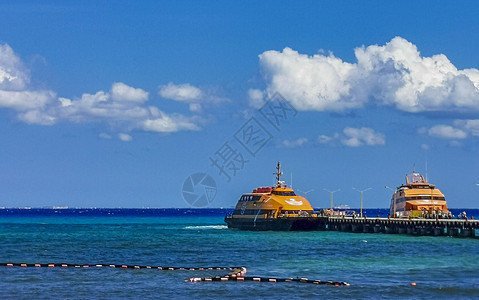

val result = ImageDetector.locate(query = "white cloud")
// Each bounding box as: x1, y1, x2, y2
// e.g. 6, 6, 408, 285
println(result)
118, 133, 132, 142
259, 47, 356, 111
454, 119, 479, 136
159, 82, 203, 102
158, 82, 228, 112
143, 116, 199, 133
318, 134, 333, 144
0, 44, 29, 91
279, 138, 308, 148
341, 127, 385, 147
0, 44, 56, 112
111, 82, 148, 102
248, 88, 265, 108
143, 107, 200, 133
51, 87, 151, 123
0, 43, 201, 136
424, 119, 479, 140
258, 37, 479, 113
18, 109, 56, 125
317, 128, 385, 147
7, 82, 198, 133
189, 103, 202, 113
0, 90, 55, 111
428, 125, 467, 139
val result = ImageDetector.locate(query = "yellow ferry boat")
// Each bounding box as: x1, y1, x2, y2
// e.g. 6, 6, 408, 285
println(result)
389, 171, 451, 218
225, 162, 321, 230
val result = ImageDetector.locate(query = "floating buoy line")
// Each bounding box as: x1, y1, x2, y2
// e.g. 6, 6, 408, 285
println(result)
0, 262, 349, 286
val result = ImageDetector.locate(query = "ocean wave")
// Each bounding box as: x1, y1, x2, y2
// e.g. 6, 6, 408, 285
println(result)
184, 225, 228, 230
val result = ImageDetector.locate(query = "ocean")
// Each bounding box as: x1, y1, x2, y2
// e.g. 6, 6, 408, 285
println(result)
1, 208, 478, 299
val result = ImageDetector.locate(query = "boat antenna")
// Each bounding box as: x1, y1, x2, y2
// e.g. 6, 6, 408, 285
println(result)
425, 158, 428, 181
290, 172, 293, 189
274, 162, 283, 187
425, 150, 428, 182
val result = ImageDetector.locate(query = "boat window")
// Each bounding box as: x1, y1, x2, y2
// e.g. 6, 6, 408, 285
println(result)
402, 196, 445, 201
233, 209, 274, 215
239, 195, 262, 201
272, 191, 296, 196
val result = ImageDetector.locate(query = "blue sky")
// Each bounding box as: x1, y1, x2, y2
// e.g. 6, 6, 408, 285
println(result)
1, 1, 479, 208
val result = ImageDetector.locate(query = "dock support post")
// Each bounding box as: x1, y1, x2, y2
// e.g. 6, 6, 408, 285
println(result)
447, 227, 459, 237
433, 227, 443, 236
406, 226, 414, 235
461, 227, 475, 237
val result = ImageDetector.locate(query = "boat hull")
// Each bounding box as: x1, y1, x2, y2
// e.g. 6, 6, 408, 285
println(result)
224, 216, 322, 231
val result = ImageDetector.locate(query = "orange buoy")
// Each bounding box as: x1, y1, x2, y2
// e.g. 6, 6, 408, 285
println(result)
411, 282, 416, 286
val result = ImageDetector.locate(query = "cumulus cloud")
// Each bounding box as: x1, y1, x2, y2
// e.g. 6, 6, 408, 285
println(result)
143, 116, 199, 133
0, 43, 200, 135
248, 88, 265, 108
0, 90, 55, 111
159, 82, 227, 112
159, 82, 203, 102
423, 119, 479, 140
258, 37, 479, 113
118, 133, 132, 142
341, 127, 385, 147
30, 84, 199, 133
428, 125, 467, 139
111, 82, 149, 102
50, 88, 151, 123
0, 44, 30, 91
317, 127, 385, 147
318, 134, 333, 144
279, 138, 308, 148
143, 106, 200, 133
454, 119, 479, 136
0, 44, 56, 112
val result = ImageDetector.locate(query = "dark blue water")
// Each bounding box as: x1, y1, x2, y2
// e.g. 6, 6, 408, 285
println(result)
1, 209, 478, 299
1, 208, 476, 218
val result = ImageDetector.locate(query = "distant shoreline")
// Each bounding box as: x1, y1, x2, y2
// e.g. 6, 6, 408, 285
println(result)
0, 207, 477, 210
0, 207, 477, 219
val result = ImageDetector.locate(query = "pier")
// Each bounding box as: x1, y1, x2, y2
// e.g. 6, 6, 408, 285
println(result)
317, 216, 479, 238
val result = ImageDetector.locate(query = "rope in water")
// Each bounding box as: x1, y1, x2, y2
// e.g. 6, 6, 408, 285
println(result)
0, 262, 349, 286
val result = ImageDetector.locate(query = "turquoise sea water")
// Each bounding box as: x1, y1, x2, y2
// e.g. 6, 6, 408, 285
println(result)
1, 209, 478, 299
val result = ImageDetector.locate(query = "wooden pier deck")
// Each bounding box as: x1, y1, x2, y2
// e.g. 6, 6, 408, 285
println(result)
317, 216, 479, 238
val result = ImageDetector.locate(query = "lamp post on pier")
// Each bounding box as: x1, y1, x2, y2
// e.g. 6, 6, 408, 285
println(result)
385, 186, 396, 216
323, 189, 340, 210
352, 187, 372, 217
